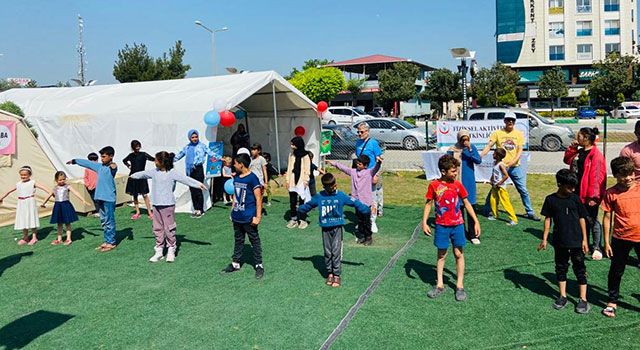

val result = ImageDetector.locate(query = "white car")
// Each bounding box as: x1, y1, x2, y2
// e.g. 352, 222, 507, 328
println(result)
612, 105, 640, 119
323, 106, 374, 125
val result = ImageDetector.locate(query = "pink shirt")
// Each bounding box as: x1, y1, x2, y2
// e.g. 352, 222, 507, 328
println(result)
84, 169, 97, 190
619, 141, 640, 180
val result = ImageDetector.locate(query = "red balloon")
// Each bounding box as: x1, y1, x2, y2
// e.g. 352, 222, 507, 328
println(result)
220, 110, 236, 127
317, 101, 328, 112
294, 126, 305, 136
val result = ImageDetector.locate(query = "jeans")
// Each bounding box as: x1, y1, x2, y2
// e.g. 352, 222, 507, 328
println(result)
96, 200, 116, 245
585, 204, 602, 252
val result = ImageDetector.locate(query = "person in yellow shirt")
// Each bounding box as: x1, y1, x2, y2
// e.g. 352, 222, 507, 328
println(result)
480, 111, 540, 221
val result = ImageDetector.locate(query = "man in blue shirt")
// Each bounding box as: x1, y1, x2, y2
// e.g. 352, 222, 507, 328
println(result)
355, 122, 384, 233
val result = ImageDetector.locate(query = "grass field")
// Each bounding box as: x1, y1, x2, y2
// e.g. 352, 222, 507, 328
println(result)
0, 173, 639, 349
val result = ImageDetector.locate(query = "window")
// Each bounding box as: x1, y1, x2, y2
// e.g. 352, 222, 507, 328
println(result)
605, 20, 620, 35
469, 113, 484, 121
488, 112, 505, 120
515, 113, 529, 119
605, 43, 621, 54
377, 120, 395, 129
367, 120, 382, 129
549, 22, 565, 38
577, 44, 593, 60
605, 0, 620, 11
577, 0, 592, 13
549, 45, 565, 60
549, 0, 564, 14
576, 21, 592, 36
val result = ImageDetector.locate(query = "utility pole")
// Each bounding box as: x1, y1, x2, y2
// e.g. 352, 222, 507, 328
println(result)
77, 14, 86, 85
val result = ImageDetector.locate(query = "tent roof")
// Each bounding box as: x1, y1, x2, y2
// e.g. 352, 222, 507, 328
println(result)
0, 71, 317, 116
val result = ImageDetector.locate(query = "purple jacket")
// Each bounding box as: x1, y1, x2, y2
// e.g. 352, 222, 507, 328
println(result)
330, 161, 381, 206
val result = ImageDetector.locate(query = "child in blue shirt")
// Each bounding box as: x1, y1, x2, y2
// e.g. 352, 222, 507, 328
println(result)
68, 146, 118, 252
298, 173, 370, 288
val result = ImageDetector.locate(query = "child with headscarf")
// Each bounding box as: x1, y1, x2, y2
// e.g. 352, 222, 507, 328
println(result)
175, 129, 213, 218
285, 136, 311, 229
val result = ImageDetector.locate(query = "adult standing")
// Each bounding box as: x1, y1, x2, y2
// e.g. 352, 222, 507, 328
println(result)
564, 127, 606, 260
285, 136, 311, 229
449, 129, 482, 244
480, 112, 541, 221
355, 122, 384, 233
175, 129, 213, 218
619, 120, 640, 265
231, 124, 250, 156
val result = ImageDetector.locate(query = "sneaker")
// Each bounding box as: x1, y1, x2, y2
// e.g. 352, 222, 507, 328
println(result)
455, 288, 467, 301
506, 221, 518, 226
266, 202, 272, 207
592, 250, 603, 261
575, 298, 591, 314
356, 237, 366, 244
286, 220, 299, 229
166, 247, 176, 263
255, 265, 264, 279
298, 221, 309, 229
487, 215, 496, 221
221, 264, 240, 274
471, 238, 481, 245
427, 286, 446, 299
527, 213, 542, 221
371, 222, 379, 234
553, 296, 568, 310
191, 211, 202, 219
363, 237, 373, 246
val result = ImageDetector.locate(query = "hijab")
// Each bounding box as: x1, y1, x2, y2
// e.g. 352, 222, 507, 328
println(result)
449, 129, 470, 180
291, 136, 307, 183
185, 129, 199, 176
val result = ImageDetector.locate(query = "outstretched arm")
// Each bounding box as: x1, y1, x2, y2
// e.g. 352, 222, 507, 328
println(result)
173, 171, 207, 190
0, 187, 16, 203
69, 159, 101, 172
327, 160, 352, 176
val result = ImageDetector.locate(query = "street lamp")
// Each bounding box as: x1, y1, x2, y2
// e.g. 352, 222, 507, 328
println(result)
450, 48, 474, 119
195, 20, 228, 76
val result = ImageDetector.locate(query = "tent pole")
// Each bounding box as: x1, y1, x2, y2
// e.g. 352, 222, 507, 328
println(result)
272, 81, 282, 174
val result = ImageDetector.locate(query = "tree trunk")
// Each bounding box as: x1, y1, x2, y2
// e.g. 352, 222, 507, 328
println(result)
550, 98, 555, 118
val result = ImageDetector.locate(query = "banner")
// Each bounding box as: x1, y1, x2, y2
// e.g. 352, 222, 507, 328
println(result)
0, 121, 16, 155
206, 141, 224, 177
320, 130, 332, 156
436, 120, 529, 150
422, 151, 530, 183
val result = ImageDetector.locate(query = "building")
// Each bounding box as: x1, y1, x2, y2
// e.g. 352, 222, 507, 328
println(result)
496, 0, 637, 107
325, 54, 435, 116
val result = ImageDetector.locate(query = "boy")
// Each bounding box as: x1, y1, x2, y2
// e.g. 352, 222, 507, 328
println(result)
221, 154, 264, 279
423, 154, 480, 301
488, 148, 518, 226
249, 143, 268, 215
601, 157, 640, 317
84, 152, 100, 217
537, 169, 590, 313
298, 173, 370, 288
68, 146, 118, 252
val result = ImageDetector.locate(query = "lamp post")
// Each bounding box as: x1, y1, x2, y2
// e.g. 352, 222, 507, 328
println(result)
450, 48, 474, 119
195, 20, 228, 76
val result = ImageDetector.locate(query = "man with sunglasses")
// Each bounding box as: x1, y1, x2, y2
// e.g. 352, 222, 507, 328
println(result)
355, 122, 384, 233
480, 112, 541, 221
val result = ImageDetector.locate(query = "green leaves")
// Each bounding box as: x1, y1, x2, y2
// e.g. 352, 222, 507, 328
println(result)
588, 53, 638, 108
471, 63, 520, 107
376, 62, 420, 104
113, 41, 191, 83
288, 67, 346, 103
420, 68, 462, 114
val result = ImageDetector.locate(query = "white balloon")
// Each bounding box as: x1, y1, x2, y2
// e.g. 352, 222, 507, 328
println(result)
213, 98, 227, 111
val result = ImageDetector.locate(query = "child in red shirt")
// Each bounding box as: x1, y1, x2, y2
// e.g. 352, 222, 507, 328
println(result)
422, 154, 481, 301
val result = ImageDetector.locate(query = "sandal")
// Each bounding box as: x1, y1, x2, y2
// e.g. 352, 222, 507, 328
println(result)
27, 238, 38, 246
326, 274, 334, 286
602, 305, 617, 318
99, 244, 116, 252
331, 276, 341, 288
131, 213, 141, 220
95, 243, 108, 251
51, 239, 62, 245
17, 239, 28, 246
64, 240, 72, 246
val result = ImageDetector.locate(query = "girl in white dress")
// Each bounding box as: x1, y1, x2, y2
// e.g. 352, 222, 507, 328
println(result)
0, 166, 53, 245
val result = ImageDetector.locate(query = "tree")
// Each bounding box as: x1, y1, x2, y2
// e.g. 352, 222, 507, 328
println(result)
420, 68, 462, 118
345, 78, 366, 106
575, 90, 590, 107
0, 101, 38, 138
157, 41, 191, 80
113, 41, 191, 83
588, 53, 638, 110
288, 67, 346, 103
632, 89, 640, 101
0, 80, 20, 92
285, 58, 333, 80
537, 67, 568, 117
471, 62, 520, 107
376, 62, 420, 110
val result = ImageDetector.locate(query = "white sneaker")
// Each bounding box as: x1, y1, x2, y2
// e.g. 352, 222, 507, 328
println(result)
471, 238, 481, 245
592, 250, 603, 261
166, 246, 176, 263
286, 220, 299, 229
487, 215, 496, 221
506, 221, 518, 226
371, 222, 379, 234
149, 247, 164, 263
298, 221, 309, 229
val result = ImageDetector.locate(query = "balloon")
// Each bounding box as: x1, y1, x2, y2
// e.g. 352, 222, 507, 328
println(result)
234, 109, 247, 120
294, 126, 305, 136
224, 179, 235, 195
317, 101, 328, 112
214, 98, 227, 111
203, 110, 220, 127
220, 110, 236, 127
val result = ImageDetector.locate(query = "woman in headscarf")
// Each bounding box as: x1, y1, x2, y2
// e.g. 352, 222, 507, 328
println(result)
285, 136, 311, 229
448, 129, 482, 244
175, 129, 213, 218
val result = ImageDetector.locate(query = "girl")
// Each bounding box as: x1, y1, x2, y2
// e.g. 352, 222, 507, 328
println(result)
285, 137, 311, 229
123, 140, 155, 220
130, 151, 207, 263
489, 148, 517, 226
563, 127, 606, 260
42, 171, 89, 245
222, 156, 234, 205
174, 130, 213, 218
0, 166, 52, 245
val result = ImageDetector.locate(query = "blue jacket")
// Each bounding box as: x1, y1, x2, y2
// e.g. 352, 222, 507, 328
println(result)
298, 190, 370, 228
74, 159, 117, 202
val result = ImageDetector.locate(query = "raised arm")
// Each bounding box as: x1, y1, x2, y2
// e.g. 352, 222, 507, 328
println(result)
174, 146, 186, 161
298, 195, 319, 216
130, 169, 154, 180
480, 139, 496, 158
327, 160, 352, 176
71, 159, 101, 172
463, 145, 482, 165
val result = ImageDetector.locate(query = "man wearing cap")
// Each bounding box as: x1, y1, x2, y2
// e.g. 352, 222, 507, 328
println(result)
480, 111, 540, 221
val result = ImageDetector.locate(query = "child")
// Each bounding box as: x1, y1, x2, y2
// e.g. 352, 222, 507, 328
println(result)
327, 155, 381, 245
298, 173, 370, 287
263, 152, 280, 207
130, 151, 207, 263
84, 152, 100, 217
537, 169, 590, 313
221, 156, 234, 205
42, 171, 89, 246
488, 148, 518, 226
0, 166, 52, 245
422, 154, 480, 301
221, 153, 264, 279
67, 146, 118, 252
250, 143, 268, 215
601, 157, 640, 318
123, 140, 155, 220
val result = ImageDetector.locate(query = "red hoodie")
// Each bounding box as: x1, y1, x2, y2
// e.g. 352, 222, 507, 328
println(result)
563, 145, 606, 204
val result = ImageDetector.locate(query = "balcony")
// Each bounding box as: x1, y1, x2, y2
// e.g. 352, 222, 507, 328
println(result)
605, 4, 620, 11
577, 52, 593, 60
549, 53, 565, 61
576, 29, 592, 36
605, 28, 621, 35
577, 5, 592, 13
549, 7, 564, 15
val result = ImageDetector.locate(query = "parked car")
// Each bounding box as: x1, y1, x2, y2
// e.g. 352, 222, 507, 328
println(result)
577, 106, 597, 119
351, 118, 428, 150
465, 107, 574, 152
611, 104, 640, 119
371, 107, 387, 118
323, 106, 374, 125
322, 124, 385, 160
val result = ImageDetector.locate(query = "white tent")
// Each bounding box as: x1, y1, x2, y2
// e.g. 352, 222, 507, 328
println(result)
0, 71, 320, 213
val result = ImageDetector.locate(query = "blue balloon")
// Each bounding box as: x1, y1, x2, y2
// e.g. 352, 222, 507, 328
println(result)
234, 109, 247, 120
204, 110, 220, 126
224, 179, 235, 195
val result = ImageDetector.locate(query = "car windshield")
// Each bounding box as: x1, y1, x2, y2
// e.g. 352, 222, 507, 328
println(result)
353, 108, 366, 115
334, 127, 357, 140
529, 110, 554, 124
626, 106, 639, 110
393, 119, 416, 129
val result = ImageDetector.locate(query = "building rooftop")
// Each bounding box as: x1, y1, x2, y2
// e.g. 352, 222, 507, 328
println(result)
325, 54, 435, 74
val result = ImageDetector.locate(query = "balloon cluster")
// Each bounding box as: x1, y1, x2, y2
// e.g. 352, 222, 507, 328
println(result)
203, 98, 246, 128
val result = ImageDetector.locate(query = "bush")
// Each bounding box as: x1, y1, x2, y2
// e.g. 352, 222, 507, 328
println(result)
538, 110, 576, 118
404, 117, 416, 126
595, 109, 607, 116
0, 100, 38, 138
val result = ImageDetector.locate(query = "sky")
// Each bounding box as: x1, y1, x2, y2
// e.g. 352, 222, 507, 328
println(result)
0, 0, 497, 86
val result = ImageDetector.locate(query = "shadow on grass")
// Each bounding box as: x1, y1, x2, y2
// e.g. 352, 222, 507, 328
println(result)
35, 227, 55, 241
71, 228, 99, 242
292, 256, 364, 277
524, 228, 544, 240
0, 310, 74, 349
504, 269, 558, 301
0, 252, 33, 278
115, 228, 134, 245
404, 259, 456, 289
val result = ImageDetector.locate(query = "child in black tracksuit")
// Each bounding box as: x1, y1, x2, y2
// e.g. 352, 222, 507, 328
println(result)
298, 173, 370, 288
538, 169, 590, 314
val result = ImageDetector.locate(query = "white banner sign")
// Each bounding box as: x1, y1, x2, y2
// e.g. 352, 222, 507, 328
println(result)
435, 120, 529, 150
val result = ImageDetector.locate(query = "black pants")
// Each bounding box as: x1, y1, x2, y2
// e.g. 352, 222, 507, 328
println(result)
212, 176, 224, 203
607, 237, 640, 303
554, 247, 587, 285
323, 226, 343, 276
356, 208, 372, 241
463, 208, 477, 241
289, 192, 306, 221
189, 165, 205, 212
232, 222, 262, 266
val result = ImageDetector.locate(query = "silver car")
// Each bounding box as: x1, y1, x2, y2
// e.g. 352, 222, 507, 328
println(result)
352, 118, 427, 150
